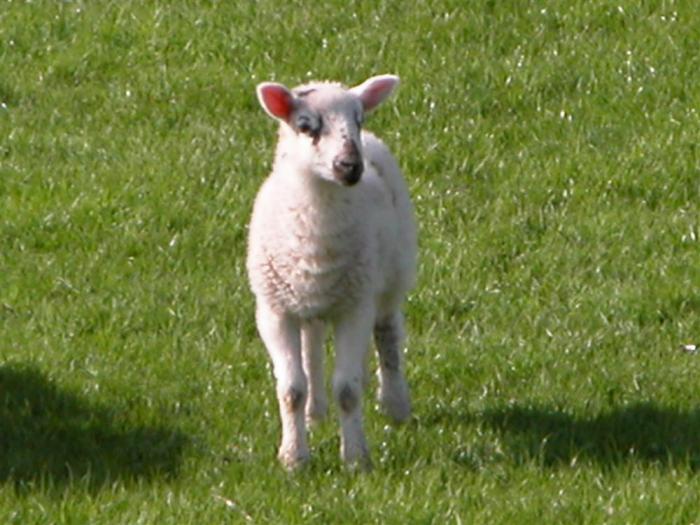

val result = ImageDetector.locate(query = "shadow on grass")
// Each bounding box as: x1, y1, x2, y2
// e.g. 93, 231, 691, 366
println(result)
479, 402, 700, 469
0, 364, 187, 491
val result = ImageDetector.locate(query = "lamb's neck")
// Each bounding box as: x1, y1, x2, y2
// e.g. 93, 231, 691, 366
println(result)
274, 162, 351, 208
273, 178, 356, 244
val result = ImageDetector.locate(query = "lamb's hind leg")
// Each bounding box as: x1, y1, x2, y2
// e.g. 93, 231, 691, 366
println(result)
374, 311, 411, 423
301, 319, 328, 425
256, 303, 309, 470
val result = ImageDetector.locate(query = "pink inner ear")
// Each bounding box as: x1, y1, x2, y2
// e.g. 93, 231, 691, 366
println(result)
259, 84, 294, 121
359, 77, 398, 112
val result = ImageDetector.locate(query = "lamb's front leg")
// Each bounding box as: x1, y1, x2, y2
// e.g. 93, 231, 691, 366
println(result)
333, 304, 375, 470
256, 303, 309, 470
302, 319, 328, 425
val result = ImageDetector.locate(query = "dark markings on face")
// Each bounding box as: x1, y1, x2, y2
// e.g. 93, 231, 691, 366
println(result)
294, 111, 323, 143
292, 97, 364, 148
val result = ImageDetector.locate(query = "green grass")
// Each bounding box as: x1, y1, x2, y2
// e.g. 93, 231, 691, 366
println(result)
2, 0, 700, 522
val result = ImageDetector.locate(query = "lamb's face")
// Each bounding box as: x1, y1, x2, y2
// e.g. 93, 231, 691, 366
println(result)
257, 75, 400, 187
288, 87, 365, 186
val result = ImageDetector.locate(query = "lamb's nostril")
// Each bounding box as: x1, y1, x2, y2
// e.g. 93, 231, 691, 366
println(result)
333, 159, 363, 185
333, 159, 355, 173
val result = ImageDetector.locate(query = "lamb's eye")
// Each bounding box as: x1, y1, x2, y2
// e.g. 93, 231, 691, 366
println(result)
296, 115, 320, 136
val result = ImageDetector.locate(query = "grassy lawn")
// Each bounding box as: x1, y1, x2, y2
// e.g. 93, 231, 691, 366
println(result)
2, 0, 700, 522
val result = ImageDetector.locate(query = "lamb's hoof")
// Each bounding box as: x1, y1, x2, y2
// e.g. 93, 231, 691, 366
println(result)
345, 455, 373, 473
341, 440, 372, 472
278, 448, 310, 471
379, 381, 412, 424
381, 397, 411, 424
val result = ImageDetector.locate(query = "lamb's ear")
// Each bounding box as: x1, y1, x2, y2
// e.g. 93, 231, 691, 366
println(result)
350, 74, 400, 113
256, 82, 296, 122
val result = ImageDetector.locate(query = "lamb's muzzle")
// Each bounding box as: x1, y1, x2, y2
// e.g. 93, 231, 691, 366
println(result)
333, 139, 363, 186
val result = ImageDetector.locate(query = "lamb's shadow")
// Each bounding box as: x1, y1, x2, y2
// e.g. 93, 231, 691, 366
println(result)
0, 364, 187, 491
479, 402, 700, 469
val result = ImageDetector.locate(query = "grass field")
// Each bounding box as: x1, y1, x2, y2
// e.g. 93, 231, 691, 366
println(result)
2, 0, 700, 522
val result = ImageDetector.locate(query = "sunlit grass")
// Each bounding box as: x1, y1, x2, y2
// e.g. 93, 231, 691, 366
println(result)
2, 0, 700, 523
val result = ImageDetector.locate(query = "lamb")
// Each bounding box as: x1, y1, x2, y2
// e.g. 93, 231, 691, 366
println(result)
246, 74, 417, 470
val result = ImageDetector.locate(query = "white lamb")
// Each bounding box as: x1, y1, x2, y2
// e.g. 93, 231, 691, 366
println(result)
247, 74, 417, 470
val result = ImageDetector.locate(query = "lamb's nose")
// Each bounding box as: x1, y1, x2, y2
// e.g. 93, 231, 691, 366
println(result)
333, 140, 363, 186
333, 158, 363, 185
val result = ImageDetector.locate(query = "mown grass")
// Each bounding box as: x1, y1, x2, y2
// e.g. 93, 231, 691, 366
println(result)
2, 0, 700, 523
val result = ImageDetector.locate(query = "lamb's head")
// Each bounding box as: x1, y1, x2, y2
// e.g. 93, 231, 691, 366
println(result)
256, 75, 399, 187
